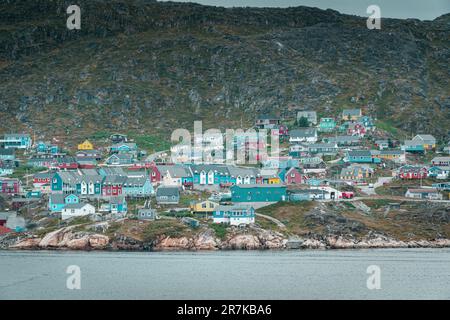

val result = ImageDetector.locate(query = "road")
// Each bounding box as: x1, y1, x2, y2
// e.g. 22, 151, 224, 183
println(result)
255, 213, 286, 229
357, 176, 393, 195
342, 195, 450, 203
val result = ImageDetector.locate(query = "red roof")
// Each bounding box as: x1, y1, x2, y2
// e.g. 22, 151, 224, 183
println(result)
0, 225, 12, 235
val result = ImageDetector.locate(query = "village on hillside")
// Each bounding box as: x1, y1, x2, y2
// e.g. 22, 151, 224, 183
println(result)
0, 108, 449, 242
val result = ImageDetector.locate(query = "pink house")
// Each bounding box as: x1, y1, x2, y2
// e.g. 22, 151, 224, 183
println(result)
284, 167, 303, 185
0, 178, 21, 195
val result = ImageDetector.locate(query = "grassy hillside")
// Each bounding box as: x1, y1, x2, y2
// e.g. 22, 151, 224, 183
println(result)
0, 1, 449, 143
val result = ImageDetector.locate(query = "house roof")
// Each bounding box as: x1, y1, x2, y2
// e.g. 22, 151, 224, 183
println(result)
124, 176, 149, 186
107, 154, 133, 161
347, 150, 372, 157
327, 135, 360, 143
216, 205, 253, 211
432, 157, 450, 162
373, 150, 405, 156
158, 165, 191, 178
257, 113, 278, 120
57, 171, 80, 184
4, 133, 30, 138
227, 166, 258, 178
0, 148, 14, 156
290, 128, 317, 138
103, 175, 127, 184
342, 109, 361, 116
297, 111, 317, 119
413, 134, 436, 142
308, 143, 337, 149
79, 174, 103, 184
188, 164, 229, 175
156, 186, 180, 197
407, 188, 439, 193
64, 203, 92, 210
34, 172, 54, 179
110, 143, 137, 149
0, 225, 12, 235
101, 167, 125, 176
233, 184, 285, 189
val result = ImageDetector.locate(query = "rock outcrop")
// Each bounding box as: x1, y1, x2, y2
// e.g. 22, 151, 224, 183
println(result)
10, 227, 109, 250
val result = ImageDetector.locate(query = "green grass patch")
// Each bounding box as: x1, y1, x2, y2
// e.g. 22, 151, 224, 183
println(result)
210, 223, 228, 240
143, 220, 188, 241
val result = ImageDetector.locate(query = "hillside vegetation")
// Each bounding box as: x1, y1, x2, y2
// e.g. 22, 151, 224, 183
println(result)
0, 1, 449, 143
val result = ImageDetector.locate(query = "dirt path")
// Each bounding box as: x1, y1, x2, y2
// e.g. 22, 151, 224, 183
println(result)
255, 212, 286, 229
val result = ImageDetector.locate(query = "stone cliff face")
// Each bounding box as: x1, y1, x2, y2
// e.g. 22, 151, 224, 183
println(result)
11, 226, 109, 250
0, 1, 449, 140
8, 225, 450, 251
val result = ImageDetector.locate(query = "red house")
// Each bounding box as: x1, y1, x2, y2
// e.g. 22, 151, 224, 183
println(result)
398, 166, 428, 180
0, 214, 7, 226
102, 176, 126, 197
0, 225, 12, 235
33, 172, 53, 186
347, 123, 366, 137
0, 178, 21, 195
55, 157, 79, 170
283, 167, 303, 185
150, 165, 162, 184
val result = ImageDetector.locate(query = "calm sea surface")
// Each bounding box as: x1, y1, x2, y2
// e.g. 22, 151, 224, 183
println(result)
1, 249, 449, 300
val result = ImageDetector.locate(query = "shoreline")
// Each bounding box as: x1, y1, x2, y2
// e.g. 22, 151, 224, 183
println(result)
3, 232, 450, 252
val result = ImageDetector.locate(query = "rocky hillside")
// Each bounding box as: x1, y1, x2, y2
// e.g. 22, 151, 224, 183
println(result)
0, 0, 449, 142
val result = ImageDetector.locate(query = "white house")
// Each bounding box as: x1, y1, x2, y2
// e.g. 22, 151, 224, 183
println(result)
61, 203, 96, 220
289, 128, 318, 144
310, 186, 342, 200
405, 188, 443, 200
158, 165, 190, 187
213, 205, 255, 226
297, 111, 318, 126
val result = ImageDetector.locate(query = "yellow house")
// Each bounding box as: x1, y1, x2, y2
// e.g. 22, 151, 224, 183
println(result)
190, 200, 219, 214
78, 139, 94, 150
268, 177, 281, 184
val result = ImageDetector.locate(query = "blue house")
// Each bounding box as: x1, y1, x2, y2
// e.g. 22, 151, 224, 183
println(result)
345, 150, 381, 164
0, 134, 32, 149
48, 193, 80, 212
105, 154, 134, 165
101, 196, 128, 215
189, 165, 231, 186
36, 141, 59, 154
123, 177, 153, 198
51, 172, 79, 194
357, 116, 375, 130
109, 143, 138, 154
76, 174, 103, 196
0, 148, 15, 161
0, 164, 14, 176
231, 184, 287, 203
213, 205, 255, 226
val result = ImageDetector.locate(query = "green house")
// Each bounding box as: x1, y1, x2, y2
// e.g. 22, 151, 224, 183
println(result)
318, 118, 336, 132
345, 150, 381, 164
231, 184, 287, 203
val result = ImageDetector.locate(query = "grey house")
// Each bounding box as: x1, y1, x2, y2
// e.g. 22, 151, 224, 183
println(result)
156, 186, 180, 204
138, 208, 157, 220
297, 111, 317, 125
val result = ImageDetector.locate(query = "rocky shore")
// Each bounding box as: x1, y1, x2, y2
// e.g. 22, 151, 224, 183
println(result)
3, 226, 450, 251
